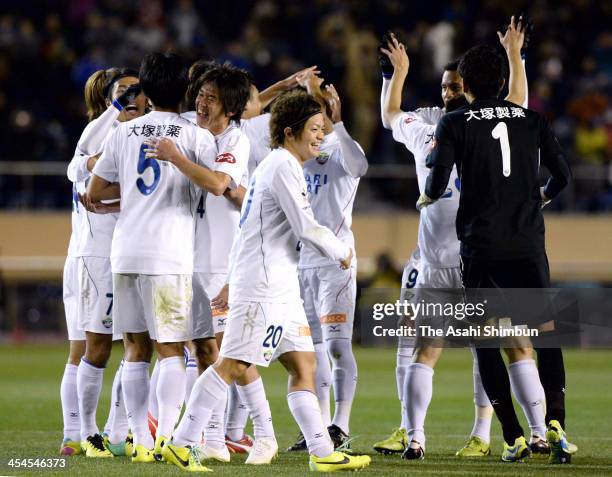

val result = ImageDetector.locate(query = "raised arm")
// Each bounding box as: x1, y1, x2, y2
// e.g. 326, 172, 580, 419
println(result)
324, 84, 368, 178
380, 33, 410, 129
539, 117, 571, 202
499, 16, 526, 106
258, 66, 320, 111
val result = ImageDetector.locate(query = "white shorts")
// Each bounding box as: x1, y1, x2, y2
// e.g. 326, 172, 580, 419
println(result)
63, 256, 85, 341
192, 272, 215, 340
416, 263, 461, 288
299, 265, 356, 344
194, 272, 228, 336
113, 273, 194, 343
219, 300, 314, 367
77, 256, 116, 336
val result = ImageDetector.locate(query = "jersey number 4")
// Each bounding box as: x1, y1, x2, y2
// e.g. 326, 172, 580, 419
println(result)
136, 143, 161, 195
492, 122, 511, 177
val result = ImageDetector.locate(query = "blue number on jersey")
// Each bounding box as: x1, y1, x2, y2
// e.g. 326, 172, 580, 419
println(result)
136, 143, 161, 195
440, 177, 461, 199
455, 177, 461, 191
239, 175, 256, 227
405, 268, 419, 288
71, 184, 79, 213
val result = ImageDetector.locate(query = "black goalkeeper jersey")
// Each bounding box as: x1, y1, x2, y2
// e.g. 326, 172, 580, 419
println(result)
424, 98, 571, 260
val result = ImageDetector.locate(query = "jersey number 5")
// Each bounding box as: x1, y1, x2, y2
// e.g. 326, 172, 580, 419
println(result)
491, 122, 511, 177
136, 143, 161, 195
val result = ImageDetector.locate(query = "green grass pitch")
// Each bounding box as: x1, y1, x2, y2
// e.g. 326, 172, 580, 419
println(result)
0, 344, 611, 476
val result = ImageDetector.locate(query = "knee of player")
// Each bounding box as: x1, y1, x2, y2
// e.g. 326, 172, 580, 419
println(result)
214, 357, 249, 382
326, 338, 353, 360
504, 346, 533, 362
414, 345, 442, 366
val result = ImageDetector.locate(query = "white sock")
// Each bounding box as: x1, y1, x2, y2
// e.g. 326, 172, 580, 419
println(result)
470, 348, 492, 442
328, 338, 357, 435
396, 341, 413, 430
106, 361, 129, 444
404, 363, 434, 447
287, 390, 334, 458
508, 359, 547, 438
174, 367, 228, 447
60, 363, 80, 441
185, 358, 198, 404
148, 360, 159, 421
314, 342, 332, 427
205, 402, 227, 449
122, 361, 153, 449
77, 358, 104, 440
225, 383, 249, 441
237, 378, 275, 439
157, 356, 186, 439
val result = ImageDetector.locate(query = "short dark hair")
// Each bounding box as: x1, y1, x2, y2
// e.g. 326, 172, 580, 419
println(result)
139, 52, 188, 109
444, 59, 460, 72
197, 64, 252, 122
458, 44, 506, 98
269, 91, 321, 149
185, 59, 216, 109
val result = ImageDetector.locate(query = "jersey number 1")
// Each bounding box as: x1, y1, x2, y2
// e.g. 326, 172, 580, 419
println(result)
491, 122, 511, 177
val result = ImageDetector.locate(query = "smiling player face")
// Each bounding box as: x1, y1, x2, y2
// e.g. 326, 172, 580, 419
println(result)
441, 70, 468, 112
111, 76, 146, 122
195, 82, 229, 135
292, 113, 325, 162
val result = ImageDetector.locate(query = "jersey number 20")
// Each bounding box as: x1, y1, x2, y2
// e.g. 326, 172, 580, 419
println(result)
136, 143, 161, 195
492, 122, 511, 177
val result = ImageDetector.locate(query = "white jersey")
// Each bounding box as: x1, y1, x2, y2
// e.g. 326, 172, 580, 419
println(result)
66, 181, 86, 259
229, 148, 350, 303
93, 111, 218, 275
298, 123, 366, 269
391, 107, 460, 268
66, 117, 120, 258
194, 123, 249, 273
240, 113, 271, 177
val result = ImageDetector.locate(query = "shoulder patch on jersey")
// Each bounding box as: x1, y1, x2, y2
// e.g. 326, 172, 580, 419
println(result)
215, 152, 236, 164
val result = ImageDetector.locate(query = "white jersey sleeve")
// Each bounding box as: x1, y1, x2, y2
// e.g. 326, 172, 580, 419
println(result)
212, 126, 250, 189
333, 122, 368, 178
240, 113, 271, 176
271, 159, 349, 263
391, 112, 437, 159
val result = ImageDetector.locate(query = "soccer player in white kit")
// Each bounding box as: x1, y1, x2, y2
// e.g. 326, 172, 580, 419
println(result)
163, 91, 370, 472
68, 68, 146, 458
182, 63, 277, 462
284, 74, 367, 451
87, 52, 223, 464
59, 68, 111, 457
377, 21, 548, 460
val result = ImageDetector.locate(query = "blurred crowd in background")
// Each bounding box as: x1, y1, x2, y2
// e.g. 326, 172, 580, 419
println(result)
1, 0, 611, 211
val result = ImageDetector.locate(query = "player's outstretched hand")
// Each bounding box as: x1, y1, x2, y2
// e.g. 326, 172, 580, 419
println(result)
144, 137, 181, 163
498, 15, 525, 55
379, 32, 409, 76
211, 283, 229, 312
340, 248, 353, 270
114, 83, 142, 110
281, 65, 320, 91
324, 84, 342, 123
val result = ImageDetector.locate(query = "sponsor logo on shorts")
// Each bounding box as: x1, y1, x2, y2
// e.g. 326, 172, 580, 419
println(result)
328, 325, 341, 333
320, 313, 347, 324
263, 349, 273, 362
217, 317, 227, 327
102, 317, 113, 329
298, 326, 311, 337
